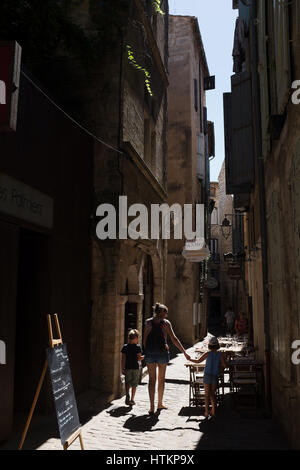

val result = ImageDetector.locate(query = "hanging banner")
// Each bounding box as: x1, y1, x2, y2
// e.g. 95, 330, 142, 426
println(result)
0, 41, 22, 131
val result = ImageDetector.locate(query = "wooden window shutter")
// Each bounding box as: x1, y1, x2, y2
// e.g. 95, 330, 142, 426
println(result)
203, 106, 208, 135
273, 0, 291, 114
223, 72, 254, 194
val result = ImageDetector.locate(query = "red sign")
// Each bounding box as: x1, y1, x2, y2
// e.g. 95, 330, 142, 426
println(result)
0, 41, 22, 131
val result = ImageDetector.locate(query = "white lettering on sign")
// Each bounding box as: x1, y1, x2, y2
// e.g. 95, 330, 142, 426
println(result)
0, 173, 53, 229
0, 340, 6, 365
0, 80, 6, 104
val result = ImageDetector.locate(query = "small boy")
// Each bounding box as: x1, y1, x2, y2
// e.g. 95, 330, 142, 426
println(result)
121, 329, 144, 406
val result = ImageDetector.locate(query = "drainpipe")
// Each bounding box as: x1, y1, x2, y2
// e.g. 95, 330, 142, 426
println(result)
250, 0, 272, 414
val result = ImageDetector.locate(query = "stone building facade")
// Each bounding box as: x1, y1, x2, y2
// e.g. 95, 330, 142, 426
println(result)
224, 0, 300, 448
166, 15, 213, 345
0, 0, 170, 410
75, 0, 170, 399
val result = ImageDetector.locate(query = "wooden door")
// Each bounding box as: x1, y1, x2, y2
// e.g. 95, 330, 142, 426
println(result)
0, 221, 19, 443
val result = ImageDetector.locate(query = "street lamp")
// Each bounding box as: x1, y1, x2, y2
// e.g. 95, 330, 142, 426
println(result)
221, 216, 232, 240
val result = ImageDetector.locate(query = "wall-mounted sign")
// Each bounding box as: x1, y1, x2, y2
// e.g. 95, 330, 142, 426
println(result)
0, 173, 53, 229
227, 263, 242, 280
0, 41, 22, 131
182, 238, 210, 263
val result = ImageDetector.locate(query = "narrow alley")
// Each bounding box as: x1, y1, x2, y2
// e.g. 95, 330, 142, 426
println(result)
1, 344, 289, 451
1, 0, 300, 453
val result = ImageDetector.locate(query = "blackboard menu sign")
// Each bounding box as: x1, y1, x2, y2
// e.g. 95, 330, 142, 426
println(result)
46, 344, 81, 446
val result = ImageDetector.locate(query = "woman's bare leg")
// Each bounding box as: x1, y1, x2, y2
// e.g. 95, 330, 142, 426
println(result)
210, 384, 217, 416
147, 363, 157, 413
157, 363, 168, 409
204, 384, 211, 417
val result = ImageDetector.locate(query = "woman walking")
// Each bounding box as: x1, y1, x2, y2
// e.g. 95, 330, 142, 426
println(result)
143, 302, 191, 415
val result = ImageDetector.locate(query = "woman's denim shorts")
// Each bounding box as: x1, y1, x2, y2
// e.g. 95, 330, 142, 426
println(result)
145, 352, 170, 364
203, 373, 218, 385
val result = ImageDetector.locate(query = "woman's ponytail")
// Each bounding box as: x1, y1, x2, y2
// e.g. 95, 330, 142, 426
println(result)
152, 302, 168, 316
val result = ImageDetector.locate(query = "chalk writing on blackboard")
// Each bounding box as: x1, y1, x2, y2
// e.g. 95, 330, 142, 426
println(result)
46, 344, 81, 446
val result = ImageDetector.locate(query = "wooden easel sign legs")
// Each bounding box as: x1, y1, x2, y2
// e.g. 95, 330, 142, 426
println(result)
19, 314, 84, 450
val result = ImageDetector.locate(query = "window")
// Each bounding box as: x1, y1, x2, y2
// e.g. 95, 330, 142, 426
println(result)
211, 207, 218, 225
144, 116, 151, 165
196, 133, 205, 180
199, 63, 203, 132
210, 238, 219, 255
194, 79, 198, 112
144, 111, 156, 173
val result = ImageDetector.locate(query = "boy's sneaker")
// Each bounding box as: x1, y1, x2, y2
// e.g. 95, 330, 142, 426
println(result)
129, 400, 135, 406
125, 395, 131, 405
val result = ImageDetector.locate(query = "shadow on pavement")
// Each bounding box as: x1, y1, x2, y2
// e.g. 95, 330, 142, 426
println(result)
179, 407, 205, 417
194, 395, 290, 450
106, 406, 133, 417
0, 390, 113, 450
123, 414, 159, 432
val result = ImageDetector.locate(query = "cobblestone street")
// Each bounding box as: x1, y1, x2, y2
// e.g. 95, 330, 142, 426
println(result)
1, 345, 290, 451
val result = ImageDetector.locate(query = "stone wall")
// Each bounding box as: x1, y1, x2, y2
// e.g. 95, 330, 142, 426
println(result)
166, 16, 208, 345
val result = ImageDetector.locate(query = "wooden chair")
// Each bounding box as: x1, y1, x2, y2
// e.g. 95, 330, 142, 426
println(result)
231, 364, 259, 408
188, 365, 205, 408
216, 372, 225, 401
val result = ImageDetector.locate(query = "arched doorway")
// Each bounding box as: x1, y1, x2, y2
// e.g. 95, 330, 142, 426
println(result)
124, 279, 139, 343
142, 255, 154, 341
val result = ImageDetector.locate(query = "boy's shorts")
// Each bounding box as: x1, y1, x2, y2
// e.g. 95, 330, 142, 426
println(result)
125, 369, 140, 387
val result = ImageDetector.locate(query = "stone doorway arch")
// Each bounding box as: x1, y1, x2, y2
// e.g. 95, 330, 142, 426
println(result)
124, 264, 144, 344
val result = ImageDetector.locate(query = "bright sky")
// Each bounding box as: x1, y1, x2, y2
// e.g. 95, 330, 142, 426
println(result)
168, 0, 238, 182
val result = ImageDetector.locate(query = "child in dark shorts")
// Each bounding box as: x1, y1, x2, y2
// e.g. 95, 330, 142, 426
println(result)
121, 329, 144, 406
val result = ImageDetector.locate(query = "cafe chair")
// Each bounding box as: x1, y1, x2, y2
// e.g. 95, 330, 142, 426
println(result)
189, 365, 205, 408
231, 364, 259, 408
216, 372, 226, 401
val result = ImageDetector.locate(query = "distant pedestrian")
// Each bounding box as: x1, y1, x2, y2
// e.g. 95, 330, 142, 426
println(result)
121, 329, 144, 406
224, 308, 236, 336
143, 302, 191, 415
190, 336, 227, 417
235, 312, 248, 338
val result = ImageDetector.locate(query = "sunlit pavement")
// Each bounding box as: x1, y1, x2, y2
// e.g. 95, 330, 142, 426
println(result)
1, 343, 290, 451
